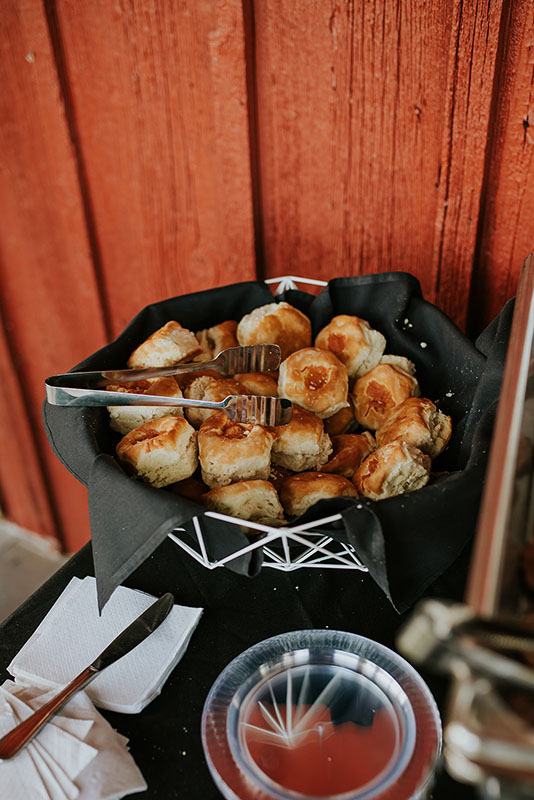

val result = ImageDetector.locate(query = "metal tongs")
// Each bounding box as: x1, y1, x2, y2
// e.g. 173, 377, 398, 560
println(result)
45, 344, 293, 426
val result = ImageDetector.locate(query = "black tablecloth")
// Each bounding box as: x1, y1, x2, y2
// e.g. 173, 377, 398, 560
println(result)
0, 536, 479, 799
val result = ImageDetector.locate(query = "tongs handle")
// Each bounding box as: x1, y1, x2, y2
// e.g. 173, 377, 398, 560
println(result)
45, 344, 282, 390
45, 384, 231, 410
44, 386, 293, 425
46, 360, 218, 391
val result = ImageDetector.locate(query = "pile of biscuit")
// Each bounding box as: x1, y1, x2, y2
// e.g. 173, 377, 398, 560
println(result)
108, 301, 452, 527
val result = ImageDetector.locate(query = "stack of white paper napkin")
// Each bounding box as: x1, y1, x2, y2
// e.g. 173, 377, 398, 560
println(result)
8, 576, 203, 713
0, 680, 146, 799
1, 576, 203, 798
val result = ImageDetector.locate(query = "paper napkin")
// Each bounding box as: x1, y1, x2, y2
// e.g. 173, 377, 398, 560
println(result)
0, 681, 147, 799
8, 577, 203, 713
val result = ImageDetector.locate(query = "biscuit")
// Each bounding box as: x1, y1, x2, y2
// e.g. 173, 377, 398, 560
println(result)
237, 372, 279, 397
272, 405, 332, 472
375, 397, 452, 458
323, 399, 356, 435
278, 347, 349, 419
353, 441, 431, 500
195, 320, 238, 362
280, 472, 358, 518
315, 315, 386, 379
204, 480, 285, 527
380, 354, 416, 376
269, 464, 295, 493
174, 368, 220, 392
352, 363, 420, 430
168, 474, 209, 504
197, 411, 276, 488
184, 376, 250, 428
322, 432, 376, 479
237, 301, 312, 361
106, 377, 184, 435
116, 415, 198, 488
127, 321, 202, 368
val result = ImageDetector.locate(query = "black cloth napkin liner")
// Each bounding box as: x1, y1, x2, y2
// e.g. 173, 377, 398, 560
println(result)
42, 273, 511, 613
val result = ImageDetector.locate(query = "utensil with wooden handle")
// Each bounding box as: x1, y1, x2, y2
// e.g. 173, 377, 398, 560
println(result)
0, 592, 174, 760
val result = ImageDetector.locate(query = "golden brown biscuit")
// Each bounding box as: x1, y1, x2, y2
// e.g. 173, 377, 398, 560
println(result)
182, 374, 216, 400
195, 320, 239, 362
168, 474, 209, 504
197, 411, 276, 488
323, 399, 357, 435
204, 480, 285, 527
116, 415, 198, 488
353, 441, 431, 500
184, 376, 250, 428
272, 405, 332, 472
127, 321, 202, 368
315, 315, 386, 379
375, 397, 452, 458
280, 472, 358, 518
237, 372, 278, 397
380, 354, 416, 376
278, 347, 349, 419
352, 364, 420, 430
237, 301, 311, 361
174, 368, 220, 392
269, 464, 295, 493
106, 377, 184, 435
322, 432, 376, 479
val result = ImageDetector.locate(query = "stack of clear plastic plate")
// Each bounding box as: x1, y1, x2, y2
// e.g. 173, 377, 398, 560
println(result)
202, 630, 442, 800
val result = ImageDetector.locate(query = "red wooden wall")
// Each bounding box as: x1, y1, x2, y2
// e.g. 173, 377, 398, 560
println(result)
0, 0, 533, 553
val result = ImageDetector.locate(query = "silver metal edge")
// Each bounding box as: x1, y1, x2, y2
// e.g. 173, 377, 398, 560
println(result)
466, 253, 534, 617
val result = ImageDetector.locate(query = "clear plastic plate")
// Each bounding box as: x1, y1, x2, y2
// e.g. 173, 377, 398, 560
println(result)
201, 630, 442, 800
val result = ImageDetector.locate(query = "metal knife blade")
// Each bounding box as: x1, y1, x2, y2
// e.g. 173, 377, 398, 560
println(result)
91, 591, 174, 672
0, 591, 175, 760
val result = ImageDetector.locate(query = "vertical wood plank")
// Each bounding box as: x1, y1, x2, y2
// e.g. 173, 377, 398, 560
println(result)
0, 0, 108, 551
469, 1, 534, 334
254, 0, 504, 329
253, 1, 355, 284
432, 0, 504, 327
0, 322, 56, 542
54, 0, 257, 335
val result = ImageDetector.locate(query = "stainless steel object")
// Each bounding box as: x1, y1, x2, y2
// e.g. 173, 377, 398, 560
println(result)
45, 343, 292, 426
45, 344, 282, 388
397, 254, 534, 797
45, 385, 293, 427
0, 592, 174, 760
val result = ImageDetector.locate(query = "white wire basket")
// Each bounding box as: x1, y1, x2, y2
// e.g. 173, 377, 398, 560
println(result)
168, 275, 369, 575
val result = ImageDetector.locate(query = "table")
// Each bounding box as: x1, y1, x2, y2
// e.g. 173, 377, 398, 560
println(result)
0, 535, 478, 799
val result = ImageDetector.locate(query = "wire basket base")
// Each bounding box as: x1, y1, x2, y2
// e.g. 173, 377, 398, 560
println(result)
168, 511, 368, 573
